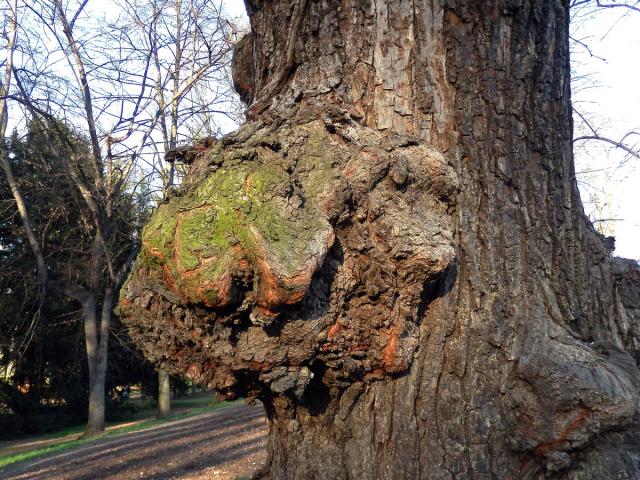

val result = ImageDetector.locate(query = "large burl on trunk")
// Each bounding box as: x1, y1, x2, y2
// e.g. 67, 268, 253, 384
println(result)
119, 1, 640, 478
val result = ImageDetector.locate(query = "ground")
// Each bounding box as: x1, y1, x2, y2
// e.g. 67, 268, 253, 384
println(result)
0, 403, 267, 480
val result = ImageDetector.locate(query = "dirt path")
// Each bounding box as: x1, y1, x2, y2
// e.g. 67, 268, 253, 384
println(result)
0, 403, 268, 480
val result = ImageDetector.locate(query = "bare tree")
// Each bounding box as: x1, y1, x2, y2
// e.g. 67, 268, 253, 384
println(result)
103, 0, 241, 197
1, 0, 239, 436
570, 0, 640, 234
105, 0, 241, 415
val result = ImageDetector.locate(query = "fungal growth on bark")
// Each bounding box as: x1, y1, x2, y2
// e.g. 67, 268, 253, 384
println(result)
120, 1, 640, 478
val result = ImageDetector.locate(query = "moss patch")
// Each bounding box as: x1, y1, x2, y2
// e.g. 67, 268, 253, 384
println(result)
138, 122, 338, 309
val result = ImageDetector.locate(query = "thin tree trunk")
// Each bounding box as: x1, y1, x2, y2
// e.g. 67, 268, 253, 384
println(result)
85, 257, 132, 436
121, 1, 640, 478
43, 275, 108, 437
156, 22, 182, 413
158, 369, 171, 418
83, 294, 103, 436
0, 157, 48, 292
86, 287, 112, 435
85, 372, 106, 436
83, 241, 113, 436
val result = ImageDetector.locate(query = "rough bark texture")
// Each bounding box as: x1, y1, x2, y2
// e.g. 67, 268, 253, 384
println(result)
120, 1, 640, 478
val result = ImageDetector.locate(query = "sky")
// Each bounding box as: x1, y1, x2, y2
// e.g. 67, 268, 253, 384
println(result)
222, 1, 639, 260
570, 6, 640, 260
223, 0, 247, 18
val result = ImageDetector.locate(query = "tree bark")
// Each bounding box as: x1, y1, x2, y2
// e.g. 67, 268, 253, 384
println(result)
120, 1, 640, 478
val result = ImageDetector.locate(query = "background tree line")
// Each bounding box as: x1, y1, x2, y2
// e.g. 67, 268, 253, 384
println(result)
0, 119, 159, 435
0, 0, 243, 437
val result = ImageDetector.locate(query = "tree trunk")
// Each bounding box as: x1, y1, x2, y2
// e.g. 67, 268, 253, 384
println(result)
158, 369, 171, 418
85, 373, 106, 436
84, 288, 112, 436
120, 1, 640, 478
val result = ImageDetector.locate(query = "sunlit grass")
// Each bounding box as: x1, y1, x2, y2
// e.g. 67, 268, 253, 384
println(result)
36, 392, 219, 440
0, 397, 238, 471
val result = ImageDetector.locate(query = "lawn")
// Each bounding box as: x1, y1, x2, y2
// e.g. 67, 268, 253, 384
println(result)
0, 391, 235, 470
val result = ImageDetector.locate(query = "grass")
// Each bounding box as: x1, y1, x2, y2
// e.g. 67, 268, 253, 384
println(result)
0, 395, 239, 471
35, 392, 213, 441
41, 423, 87, 440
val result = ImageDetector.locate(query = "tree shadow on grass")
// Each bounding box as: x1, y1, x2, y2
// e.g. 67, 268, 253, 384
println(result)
1, 403, 267, 480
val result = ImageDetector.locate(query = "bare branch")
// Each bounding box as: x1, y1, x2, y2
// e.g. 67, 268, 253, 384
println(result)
573, 134, 640, 160
0, 0, 49, 294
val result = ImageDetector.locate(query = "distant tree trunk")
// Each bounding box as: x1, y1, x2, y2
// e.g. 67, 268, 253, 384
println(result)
158, 369, 171, 418
86, 287, 113, 435
84, 296, 105, 436
121, 1, 640, 478
53, 280, 113, 437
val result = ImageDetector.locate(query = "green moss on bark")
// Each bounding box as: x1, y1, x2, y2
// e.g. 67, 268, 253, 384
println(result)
138, 122, 337, 307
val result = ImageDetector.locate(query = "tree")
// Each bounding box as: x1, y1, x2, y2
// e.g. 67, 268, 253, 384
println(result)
108, 0, 241, 418
1, 0, 238, 436
0, 0, 146, 436
0, 120, 156, 436
120, 1, 640, 478
104, 0, 240, 195
569, 1, 640, 237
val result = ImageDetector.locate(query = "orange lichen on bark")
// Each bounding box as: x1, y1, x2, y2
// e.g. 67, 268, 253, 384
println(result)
195, 272, 234, 308
519, 407, 593, 470
327, 322, 342, 339
251, 227, 335, 313
382, 325, 400, 370
532, 407, 592, 457
249, 361, 273, 371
